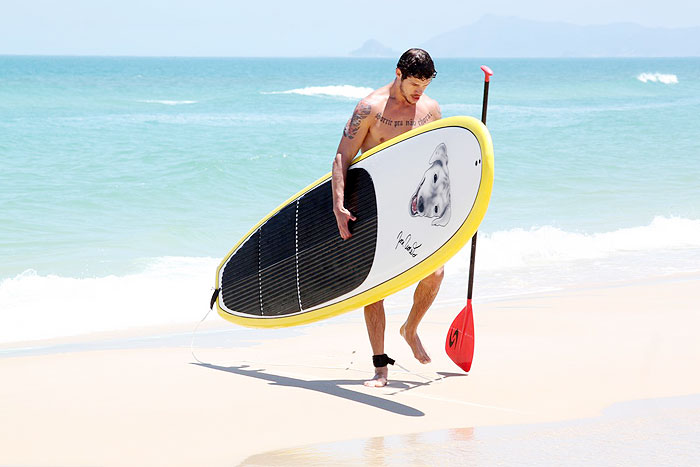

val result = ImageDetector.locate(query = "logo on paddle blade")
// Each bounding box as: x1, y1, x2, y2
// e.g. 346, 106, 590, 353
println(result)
448, 328, 459, 348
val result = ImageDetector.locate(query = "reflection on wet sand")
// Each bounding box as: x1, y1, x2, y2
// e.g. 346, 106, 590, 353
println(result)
240, 427, 475, 466
240, 395, 700, 466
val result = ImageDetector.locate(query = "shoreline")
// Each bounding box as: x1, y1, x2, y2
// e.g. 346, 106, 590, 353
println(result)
1, 272, 699, 465
2, 270, 697, 354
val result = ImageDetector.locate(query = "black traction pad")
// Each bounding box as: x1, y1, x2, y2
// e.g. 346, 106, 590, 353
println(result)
221, 168, 377, 317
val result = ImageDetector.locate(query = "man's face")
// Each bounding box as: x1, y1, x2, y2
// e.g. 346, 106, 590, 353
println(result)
397, 70, 432, 104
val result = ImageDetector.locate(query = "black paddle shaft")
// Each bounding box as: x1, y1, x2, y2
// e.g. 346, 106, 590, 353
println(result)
481, 80, 490, 124
467, 69, 491, 300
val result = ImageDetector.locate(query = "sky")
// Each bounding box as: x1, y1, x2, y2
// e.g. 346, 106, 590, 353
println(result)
2, 0, 700, 56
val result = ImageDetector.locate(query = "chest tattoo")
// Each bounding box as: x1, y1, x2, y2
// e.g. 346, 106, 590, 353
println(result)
376, 111, 434, 129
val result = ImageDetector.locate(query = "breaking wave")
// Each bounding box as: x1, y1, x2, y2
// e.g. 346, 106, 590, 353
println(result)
264, 85, 374, 99
637, 73, 678, 84
2, 217, 699, 344
139, 99, 198, 105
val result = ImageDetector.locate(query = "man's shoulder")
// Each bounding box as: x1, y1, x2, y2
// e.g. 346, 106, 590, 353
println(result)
419, 94, 441, 120
360, 84, 391, 109
420, 94, 440, 110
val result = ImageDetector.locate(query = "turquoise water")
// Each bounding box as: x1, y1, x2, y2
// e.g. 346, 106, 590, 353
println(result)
2, 56, 699, 341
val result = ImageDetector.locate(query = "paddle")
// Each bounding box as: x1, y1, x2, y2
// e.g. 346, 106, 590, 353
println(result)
445, 65, 493, 372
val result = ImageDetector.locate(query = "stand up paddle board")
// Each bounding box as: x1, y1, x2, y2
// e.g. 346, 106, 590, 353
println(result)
213, 115, 494, 328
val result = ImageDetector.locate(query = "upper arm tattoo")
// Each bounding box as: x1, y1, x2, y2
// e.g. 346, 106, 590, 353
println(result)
343, 101, 372, 139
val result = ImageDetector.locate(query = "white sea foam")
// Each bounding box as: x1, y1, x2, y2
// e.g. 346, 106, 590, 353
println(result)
436, 216, 700, 302
0, 257, 218, 344
139, 99, 198, 105
637, 73, 678, 84
1, 217, 699, 344
475, 216, 700, 270
264, 85, 374, 99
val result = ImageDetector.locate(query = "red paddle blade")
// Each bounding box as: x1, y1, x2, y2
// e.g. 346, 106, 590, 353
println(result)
445, 300, 475, 372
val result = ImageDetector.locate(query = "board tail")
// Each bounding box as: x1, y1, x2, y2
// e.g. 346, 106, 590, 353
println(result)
445, 299, 475, 372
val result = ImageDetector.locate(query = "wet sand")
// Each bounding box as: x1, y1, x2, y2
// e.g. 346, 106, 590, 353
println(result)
243, 394, 700, 465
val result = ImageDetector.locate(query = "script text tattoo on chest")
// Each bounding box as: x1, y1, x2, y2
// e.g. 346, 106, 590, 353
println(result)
344, 101, 372, 139
375, 112, 434, 128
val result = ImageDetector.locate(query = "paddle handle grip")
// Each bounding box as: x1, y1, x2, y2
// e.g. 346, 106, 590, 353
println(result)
481, 65, 493, 82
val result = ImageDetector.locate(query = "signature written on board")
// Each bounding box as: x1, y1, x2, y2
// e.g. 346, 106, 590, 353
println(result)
396, 231, 422, 258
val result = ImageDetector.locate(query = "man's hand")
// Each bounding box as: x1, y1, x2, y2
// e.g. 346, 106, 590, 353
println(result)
333, 206, 357, 240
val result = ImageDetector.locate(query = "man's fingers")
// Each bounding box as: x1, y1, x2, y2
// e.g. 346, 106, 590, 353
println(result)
334, 208, 356, 240
342, 220, 352, 239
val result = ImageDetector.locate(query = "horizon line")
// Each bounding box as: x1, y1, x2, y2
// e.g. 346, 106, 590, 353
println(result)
2, 53, 700, 59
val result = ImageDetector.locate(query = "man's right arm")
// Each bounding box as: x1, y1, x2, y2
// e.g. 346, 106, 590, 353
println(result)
331, 99, 372, 240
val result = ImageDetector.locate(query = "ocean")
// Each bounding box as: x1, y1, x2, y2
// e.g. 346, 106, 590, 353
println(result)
2, 56, 699, 343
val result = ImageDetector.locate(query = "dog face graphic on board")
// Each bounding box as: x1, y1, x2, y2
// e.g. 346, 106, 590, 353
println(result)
409, 143, 451, 226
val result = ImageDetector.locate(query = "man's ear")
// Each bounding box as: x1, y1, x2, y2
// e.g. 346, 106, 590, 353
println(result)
396, 68, 402, 80
429, 143, 448, 165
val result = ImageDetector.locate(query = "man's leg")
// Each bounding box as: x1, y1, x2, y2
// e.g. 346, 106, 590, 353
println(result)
364, 299, 388, 387
400, 266, 444, 364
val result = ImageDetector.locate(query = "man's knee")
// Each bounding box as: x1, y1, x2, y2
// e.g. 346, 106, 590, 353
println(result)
365, 299, 384, 314
423, 266, 444, 288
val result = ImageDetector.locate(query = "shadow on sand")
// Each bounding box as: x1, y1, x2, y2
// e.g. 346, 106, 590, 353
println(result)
192, 362, 438, 417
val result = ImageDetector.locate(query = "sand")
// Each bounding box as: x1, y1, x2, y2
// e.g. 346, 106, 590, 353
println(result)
1, 273, 699, 466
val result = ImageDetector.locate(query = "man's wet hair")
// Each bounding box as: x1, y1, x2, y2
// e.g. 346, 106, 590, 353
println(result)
397, 48, 437, 81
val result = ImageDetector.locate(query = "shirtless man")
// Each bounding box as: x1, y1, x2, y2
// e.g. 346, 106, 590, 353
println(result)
331, 49, 443, 388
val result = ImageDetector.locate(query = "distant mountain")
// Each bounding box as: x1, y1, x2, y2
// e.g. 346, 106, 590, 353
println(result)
350, 39, 397, 57
421, 15, 700, 57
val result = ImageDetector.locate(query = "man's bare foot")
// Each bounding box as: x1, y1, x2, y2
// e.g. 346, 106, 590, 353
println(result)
364, 366, 388, 387
400, 324, 431, 364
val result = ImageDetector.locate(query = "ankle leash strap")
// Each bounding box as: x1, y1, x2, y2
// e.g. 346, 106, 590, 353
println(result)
372, 354, 395, 368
